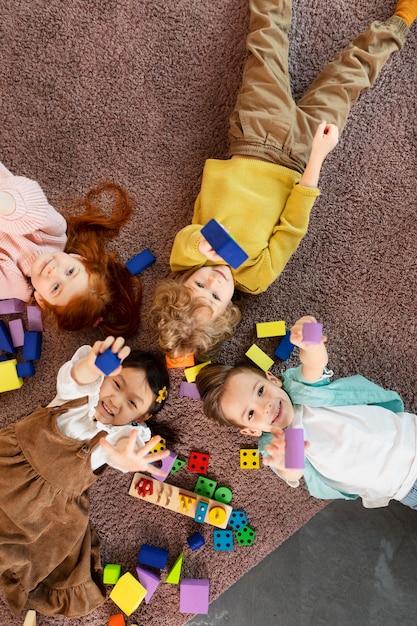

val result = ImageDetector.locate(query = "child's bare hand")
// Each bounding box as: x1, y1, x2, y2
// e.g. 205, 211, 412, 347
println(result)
290, 315, 327, 350
99, 432, 171, 474
311, 121, 339, 160
198, 235, 224, 262
262, 427, 286, 471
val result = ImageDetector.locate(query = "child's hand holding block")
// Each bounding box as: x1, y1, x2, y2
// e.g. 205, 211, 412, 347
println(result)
284, 428, 305, 469
201, 218, 248, 269
95, 348, 122, 375
302, 322, 323, 344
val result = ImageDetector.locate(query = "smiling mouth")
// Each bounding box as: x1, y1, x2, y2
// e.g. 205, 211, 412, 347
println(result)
102, 401, 114, 417
271, 401, 282, 425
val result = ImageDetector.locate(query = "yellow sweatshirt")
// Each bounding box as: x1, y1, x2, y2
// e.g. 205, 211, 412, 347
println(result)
170, 158, 320, 294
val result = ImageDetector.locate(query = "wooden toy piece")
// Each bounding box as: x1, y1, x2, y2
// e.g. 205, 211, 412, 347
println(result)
134, 476, 153, 497
194, 500, 209, 523
0, 298, 25, 314
108, 614, 125, 626
109, 572, 146, 616
235, 525, 256, 546
0, 320, 15, 353
256, 320, 286, 338
201, 218, 248, 269
125, 248, 156, 275
302, 321, 323, 344
245, 344, 274, 372
8, 318, 24, 348
180, 579, 210, 614
103, 563, 122, 584
188, 451, 210, 474
213, 529, 234, 551
170, 458, 186, 475
184, 361, 211, 383
135, 565, 160, 603
228, 510, 248, 530
179, 381, 200, 399
0, 359, 24, 393
284, 427, 305, 469
129, 473, 232, 528
165, 353, 195, 369
214, 486, 233, 505
95, 347, 121, 375
187, 531, 205, 552
27, 305, 43, 331
274, 330, 295, 361
207, 505, 227, 526
22, 331, 42, 360
194, 475, 217, 498
23, 610, 37, 626
137, 544, 169, 570
151, 450, 178, 482
16, 361, 36, 378
165, 552, 183, 584
149, 437, 166, 454
240, 448, 260, 469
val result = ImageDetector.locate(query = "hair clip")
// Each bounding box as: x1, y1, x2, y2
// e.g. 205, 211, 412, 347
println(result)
156, 385, 168, 403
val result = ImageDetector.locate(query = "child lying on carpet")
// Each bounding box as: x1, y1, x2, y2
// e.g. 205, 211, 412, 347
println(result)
1, 163, 142, 335
150, 0, 417, 361
196, 314, 417, 511
0, 335, 170, 618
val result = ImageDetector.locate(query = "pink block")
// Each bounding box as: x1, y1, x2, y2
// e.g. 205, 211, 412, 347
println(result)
0, 299, 25, 314
8, 319, 24, 347
179, 381, 200, 399
27, 305, 43, 331
135, 566, 160, 604
151, 451, 177, 482
180, 579, 209, 614
302, 322, 323, 344
285, 428, 305, 469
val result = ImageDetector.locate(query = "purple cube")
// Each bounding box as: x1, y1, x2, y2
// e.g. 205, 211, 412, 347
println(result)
284, 428, 305, 469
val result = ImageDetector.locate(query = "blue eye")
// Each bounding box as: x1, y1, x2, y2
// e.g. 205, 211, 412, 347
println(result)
67, 267, 75, 276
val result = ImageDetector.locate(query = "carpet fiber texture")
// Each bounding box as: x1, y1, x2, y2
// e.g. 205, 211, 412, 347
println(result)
1, 0, 416, 624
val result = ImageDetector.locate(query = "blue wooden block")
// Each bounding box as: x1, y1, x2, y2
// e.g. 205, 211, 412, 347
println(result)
194, 500, 209, 524
137, 544, 169, 570
213, 529, 234, 551
22, 332, 42, 360
201, 219, 248, 269
95, 348, 121, 375
16, 361, 36, 378
187, 531, 205, 552
274, 330, 295, 361
126, 249, 156, 275
0, 320, 15, 354
228, 510, 248, 530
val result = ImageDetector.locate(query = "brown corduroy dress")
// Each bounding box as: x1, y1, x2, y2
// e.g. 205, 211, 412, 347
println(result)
0, 397, 108, 617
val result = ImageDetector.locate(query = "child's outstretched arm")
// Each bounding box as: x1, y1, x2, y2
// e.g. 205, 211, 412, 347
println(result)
99, 431, 171, 474
290, 315, 329, 382
299, 121, 339, 188
71, 336, 130, 386
263, 426, 306, 483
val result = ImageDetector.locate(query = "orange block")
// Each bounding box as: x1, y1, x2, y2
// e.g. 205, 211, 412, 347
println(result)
165, 353, 195, 369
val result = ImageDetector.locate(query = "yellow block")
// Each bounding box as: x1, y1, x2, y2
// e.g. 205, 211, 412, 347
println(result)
0, 359, 23, 393
245, 344, 274, 372
109, 572, 146, 616
240, 448, 260, 469
150, 437, 166, 454
184, 361, 211, 383
256, 320, 286, 338
23, 610, 36, 626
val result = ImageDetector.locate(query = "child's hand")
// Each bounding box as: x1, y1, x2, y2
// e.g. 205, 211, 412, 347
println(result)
71, 336, 131, 386
262, 427, 287, 471
100, 432, 171, 474
198, 235, 224, 263
289, 315, 327, 350
311, 120, 339, 161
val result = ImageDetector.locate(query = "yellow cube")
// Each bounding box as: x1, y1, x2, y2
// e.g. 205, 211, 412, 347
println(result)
0, 359, 23, 393
240, 448, 260, 469
245, 344, 274, 372
109, 572, 146, 616
184, 361, 211, 383
256, 320, 286, 338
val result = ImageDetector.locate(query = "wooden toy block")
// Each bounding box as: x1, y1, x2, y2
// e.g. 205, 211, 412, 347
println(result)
201, 218, 248, 269
188, 451, 210, 474
27, 305, 43, 331
108, 614, 125, 626
170, 458, 186, 475
213, 529, 234, 551
179, 381, 200, 399
235, 525, 256, 546
151, 450, 177, 482
129, 473, 232, 528
194, 476, 217, 498
166, 552, 183, 584
23, 610, 36, 626
165, 353, 195, 369
274, 330, 295, 361
214, 486, 233, 505
16, 361, 35, 378
207, 505, 227, 526
228, 510, 248, 530
184, 361, 211, 383
149, 437, 166, 454
245, 344, 274, 372
180, 579, 210, 614
0, 320, 15, 353
8, 318, 24, 347
0, 298, 25, 314
240, 449, 260, 469
256, 320, 286, 338
103, 563, 122, 584
187, 531, 205, 551
109, 572, 146, 616
0, 359, 23, 392
22, 331, 42, 360
137, 544, 169, 570
302, 321, 323, 344
135, 565, 160, 603
194, 500, 209, 523
126, 248, 156, 275
285, 427, 305, 469
95, 347, 121, 375
134, 476, 153, 497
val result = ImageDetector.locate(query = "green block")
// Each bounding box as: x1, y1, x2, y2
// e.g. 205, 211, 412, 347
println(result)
235, 525, 256, 546
103, 563, 122, 584
194, 475, 217, 498
166, 552, 183, 584
170, 458, 186, 475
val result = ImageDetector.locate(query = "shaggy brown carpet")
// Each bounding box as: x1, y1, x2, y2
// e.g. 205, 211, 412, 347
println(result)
1, 0, 416, 624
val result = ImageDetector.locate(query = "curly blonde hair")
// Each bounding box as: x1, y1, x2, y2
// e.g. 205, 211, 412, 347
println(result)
149, 275, 241, 361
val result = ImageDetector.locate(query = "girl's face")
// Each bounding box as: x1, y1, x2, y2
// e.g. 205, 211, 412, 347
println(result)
95, 367, 155, 426
30, 252, 89, 307
184, 265, 235, 317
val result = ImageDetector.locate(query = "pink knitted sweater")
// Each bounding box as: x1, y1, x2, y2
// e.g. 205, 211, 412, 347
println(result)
0, 161, 67, 301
